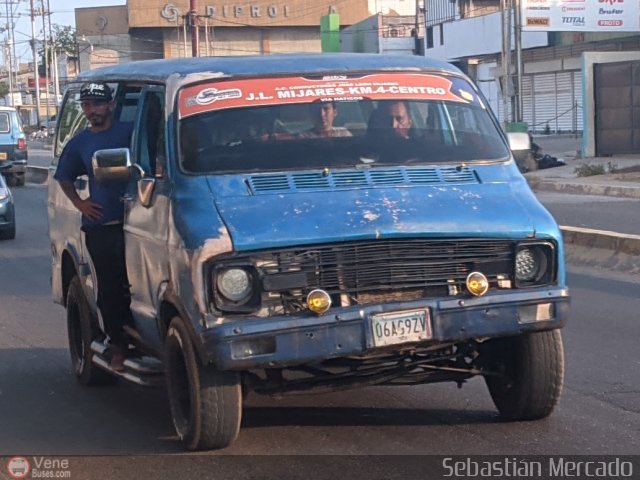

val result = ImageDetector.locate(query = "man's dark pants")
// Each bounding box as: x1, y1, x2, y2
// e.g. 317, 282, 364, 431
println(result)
84, 223, 133, 347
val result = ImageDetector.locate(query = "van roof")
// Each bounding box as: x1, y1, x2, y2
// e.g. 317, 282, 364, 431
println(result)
75, 53, 463, 84
0, 106, 18, 112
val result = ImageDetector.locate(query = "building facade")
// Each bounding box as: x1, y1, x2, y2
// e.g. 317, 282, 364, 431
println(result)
75, 0, 418, 70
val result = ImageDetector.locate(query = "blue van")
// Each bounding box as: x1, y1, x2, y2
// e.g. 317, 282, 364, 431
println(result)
0, 106, 28, 187
48, 54, 569, 451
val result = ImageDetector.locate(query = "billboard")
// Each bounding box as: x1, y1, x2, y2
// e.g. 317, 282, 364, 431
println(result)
521, 0, 639, 32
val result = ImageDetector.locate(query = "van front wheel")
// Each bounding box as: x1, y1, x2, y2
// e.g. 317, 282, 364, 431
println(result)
66, 276, 114, 386
164, 317, 242, 451
484, 330, 564, 421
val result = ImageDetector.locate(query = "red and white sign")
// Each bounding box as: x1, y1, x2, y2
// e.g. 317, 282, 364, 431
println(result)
179, 74, 470, 118
522, 0, 639, 31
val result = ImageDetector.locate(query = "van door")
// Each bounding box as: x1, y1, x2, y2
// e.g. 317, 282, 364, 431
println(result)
123, 86, 170, 351
47, 87, 90, 305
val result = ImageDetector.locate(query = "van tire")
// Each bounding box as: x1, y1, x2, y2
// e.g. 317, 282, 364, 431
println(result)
67, 276, 115, 386
165, 317, 242, 451
484, 330, 564, 421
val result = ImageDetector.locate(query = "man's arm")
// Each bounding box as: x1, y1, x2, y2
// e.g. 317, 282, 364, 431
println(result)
58, 180, 103, 221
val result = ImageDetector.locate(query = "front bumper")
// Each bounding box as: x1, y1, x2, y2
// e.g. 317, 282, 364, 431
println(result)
201, 286, 570, 370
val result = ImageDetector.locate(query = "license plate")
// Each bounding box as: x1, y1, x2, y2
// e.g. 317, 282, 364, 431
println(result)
371, 309, 432, 347
0, 152, 6, 161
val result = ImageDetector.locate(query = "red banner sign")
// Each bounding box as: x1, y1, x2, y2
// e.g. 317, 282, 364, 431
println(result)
179, 73, 472, 118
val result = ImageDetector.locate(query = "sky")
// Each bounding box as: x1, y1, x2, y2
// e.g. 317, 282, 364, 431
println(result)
6, 0, 125, 64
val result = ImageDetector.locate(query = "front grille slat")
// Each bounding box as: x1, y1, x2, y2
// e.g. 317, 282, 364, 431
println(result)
247, 239, 516, 307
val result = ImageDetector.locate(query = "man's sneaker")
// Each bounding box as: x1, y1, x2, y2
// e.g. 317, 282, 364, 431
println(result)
109, 347, 127, 372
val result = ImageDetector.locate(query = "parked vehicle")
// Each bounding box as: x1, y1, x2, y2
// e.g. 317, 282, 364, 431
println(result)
48, 54, 570, 451
0, 106, 28, 187
0, 172, 16, 239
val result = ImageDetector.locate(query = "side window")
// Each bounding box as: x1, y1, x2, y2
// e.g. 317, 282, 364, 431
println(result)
0, 113, 10, 133
115, 86, 143, 123
53, 83, 142, 164
53, 88, 88, 162
134, 89, 165, 177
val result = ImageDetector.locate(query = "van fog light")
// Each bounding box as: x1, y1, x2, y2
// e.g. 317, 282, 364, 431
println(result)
518, 303, 553, 323
307, 289, 332, 315
231, 337, 276, 359
466, 272, 489, 296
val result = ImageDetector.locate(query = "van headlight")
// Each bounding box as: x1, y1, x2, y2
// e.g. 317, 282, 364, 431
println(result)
217, 268, 252, 302
515, 243, 555, 287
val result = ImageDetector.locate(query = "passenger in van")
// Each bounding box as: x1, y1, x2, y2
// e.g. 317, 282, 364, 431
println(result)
53, 82, 134, 372
299, 101, 352, 138
369, 100, 414, 140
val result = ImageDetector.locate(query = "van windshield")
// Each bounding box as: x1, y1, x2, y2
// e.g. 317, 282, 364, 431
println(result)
178, 73, 510, 174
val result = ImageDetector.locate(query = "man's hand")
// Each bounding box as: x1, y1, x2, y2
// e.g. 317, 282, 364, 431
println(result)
58, 180, 103, 221
73, 198, 103, 221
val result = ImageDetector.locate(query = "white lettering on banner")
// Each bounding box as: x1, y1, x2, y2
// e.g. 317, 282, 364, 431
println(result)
275, 85, 449, 99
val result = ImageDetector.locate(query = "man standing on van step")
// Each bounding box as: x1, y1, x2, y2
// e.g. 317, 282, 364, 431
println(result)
54, 82, 134, 372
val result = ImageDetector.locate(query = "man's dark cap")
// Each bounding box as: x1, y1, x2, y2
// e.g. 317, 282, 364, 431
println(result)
79, 82, 112, 102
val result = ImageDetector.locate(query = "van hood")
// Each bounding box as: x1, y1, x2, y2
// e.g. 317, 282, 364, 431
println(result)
207, 167, 553, 251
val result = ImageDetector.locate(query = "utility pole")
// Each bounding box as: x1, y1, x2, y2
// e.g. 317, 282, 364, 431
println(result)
29, 0, 41, 127
500, 0, 512, 126
46, 0, 58, 117
40, 0, 50, 124
4, 0, 14, 107
190, 0, 198, 57
414, 0, 421, 55
514, 0, 523, 123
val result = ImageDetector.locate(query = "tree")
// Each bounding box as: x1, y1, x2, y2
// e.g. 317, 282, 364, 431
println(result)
38, 25, 77, 77
0, 82, 9, 98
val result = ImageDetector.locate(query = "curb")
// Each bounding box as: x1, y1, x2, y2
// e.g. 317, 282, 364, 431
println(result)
560, 226, 640, 256
527, 177, 640, 199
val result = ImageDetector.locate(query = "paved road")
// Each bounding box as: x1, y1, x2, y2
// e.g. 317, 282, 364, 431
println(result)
1, 184, 639, 461
537, 191, 640, 236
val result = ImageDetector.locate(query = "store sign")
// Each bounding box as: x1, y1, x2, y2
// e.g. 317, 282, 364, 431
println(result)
522, 0, 639, 31
160, 2, 290, 22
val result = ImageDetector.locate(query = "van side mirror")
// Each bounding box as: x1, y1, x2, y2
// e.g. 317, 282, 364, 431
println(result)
92, 148, 141, 183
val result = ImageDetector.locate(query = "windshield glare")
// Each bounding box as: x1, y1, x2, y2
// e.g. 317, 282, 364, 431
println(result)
179, 78, 510, 174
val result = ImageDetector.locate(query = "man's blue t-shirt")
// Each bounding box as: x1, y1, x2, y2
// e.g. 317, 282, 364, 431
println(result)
54, 121, 133, 230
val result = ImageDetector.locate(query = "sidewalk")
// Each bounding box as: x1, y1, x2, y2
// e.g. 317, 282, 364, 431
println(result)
526, 134, 640, 199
